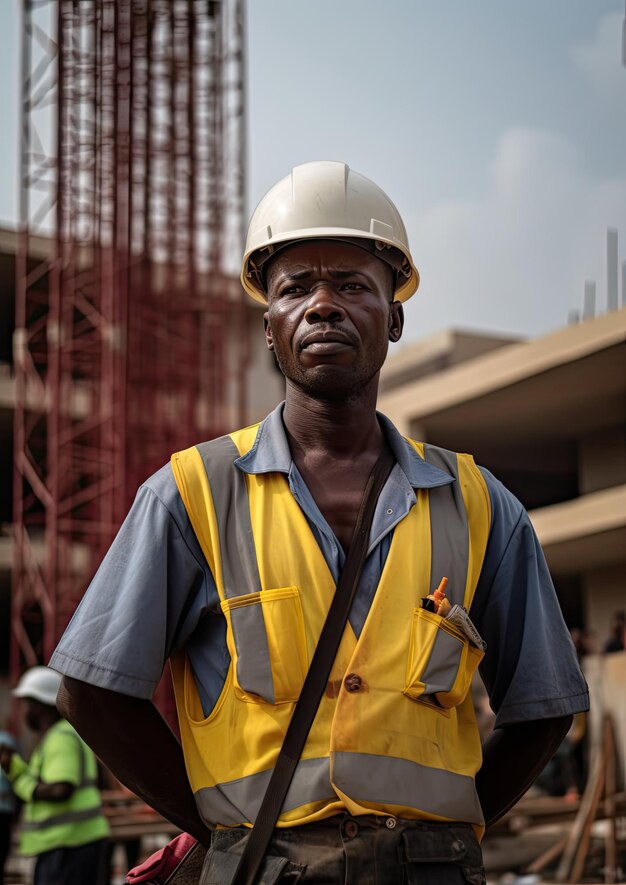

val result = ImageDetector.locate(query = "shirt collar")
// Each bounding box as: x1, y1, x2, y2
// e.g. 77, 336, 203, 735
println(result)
235, 402, 453, 489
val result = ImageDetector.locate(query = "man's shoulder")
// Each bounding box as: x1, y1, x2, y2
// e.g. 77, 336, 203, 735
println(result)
402, 433, 526, 540
42, 720, 83, 753
138, 461, 208, 539
402, 434, 490, 490
145, 419, 266, 499
477, 466, 525, 531
140, 462, 183, 511
405, 434, 525, 517
157, 421, 267, 522
171, 419, 266, 463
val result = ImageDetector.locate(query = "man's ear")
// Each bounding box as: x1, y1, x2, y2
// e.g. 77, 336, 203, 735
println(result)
388, 301, 404, 343
264, 312, 274, 351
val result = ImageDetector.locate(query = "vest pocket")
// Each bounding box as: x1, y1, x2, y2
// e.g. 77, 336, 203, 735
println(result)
404, 608, 484, 709
221, 587, 308, 705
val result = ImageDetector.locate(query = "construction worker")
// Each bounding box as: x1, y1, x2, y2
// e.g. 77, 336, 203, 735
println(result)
0, 667, 109, 885
0, 729, 17, 885
51, 162, 589, 883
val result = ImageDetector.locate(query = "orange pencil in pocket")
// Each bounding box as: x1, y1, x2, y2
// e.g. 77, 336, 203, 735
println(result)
420, 576, 451, 616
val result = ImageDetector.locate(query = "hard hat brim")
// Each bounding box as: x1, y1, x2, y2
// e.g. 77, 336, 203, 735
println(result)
12, 685, 60, 706
12, 667, 63, 707
241, 229, 419, 305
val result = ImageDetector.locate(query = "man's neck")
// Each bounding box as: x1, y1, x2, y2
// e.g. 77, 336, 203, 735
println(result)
282, 381, 384, 463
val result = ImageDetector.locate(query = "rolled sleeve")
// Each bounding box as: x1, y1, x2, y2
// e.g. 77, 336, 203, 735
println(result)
472, 470, 589, 728
8, 754, 37, 803
49, 465, 218, 699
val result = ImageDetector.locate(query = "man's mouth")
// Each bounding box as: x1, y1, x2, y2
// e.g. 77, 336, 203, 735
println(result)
299, 329, 356, 352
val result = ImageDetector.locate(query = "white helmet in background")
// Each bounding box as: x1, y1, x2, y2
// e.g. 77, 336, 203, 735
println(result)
241, 161, 419, 305
13, 666, 62, 707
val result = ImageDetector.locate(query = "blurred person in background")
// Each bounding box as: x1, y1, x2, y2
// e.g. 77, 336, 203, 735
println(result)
0, 667, 109, 885
569, 628, 585, 660
603, 610, 625, 654
0, 728, 17, 885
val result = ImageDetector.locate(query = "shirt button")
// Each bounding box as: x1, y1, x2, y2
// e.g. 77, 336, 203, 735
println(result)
344, 674, 362, 693
343, 819, 359, 839
385, 817, 397, 829
386, 508, 393, 515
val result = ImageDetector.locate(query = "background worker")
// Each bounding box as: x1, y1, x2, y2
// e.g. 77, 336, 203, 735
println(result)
0, 667, 109, 885
51, 162, 589, 882
0, 728, 17, 885
603, 609, 625, 653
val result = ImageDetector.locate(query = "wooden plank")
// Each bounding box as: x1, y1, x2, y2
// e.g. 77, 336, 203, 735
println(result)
603, 716, 617, 884
555, 734, 606, 882
100, 790, 180, 843
525, 835, 568, 875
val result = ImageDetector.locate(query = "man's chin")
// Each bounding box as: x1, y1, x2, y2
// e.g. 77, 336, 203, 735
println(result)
288, 365, 377, 402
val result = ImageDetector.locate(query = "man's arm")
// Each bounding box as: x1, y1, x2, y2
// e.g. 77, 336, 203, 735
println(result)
1, 745, 74, 803
476, 714, 572, 828
34, 781, 74, 801
57, 676, 212, 846
471, 473, 589, 827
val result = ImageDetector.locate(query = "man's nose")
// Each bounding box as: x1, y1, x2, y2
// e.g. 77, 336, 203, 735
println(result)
304, 284, 346, 324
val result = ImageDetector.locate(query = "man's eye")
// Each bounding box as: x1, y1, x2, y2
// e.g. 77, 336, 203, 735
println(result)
280, 285, 306, 297
340, 282, 363, 292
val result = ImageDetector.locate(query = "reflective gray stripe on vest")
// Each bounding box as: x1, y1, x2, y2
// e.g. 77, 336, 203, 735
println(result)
196, 436, 274, 703
332, 751, 484, 825
21, 804, 105, 831
196, 436, 262, 600
195, 756, 334, 827
421, 628, 463, 695
423, 446, 468, 607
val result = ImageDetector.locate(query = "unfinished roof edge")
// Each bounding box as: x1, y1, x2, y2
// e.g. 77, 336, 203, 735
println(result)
529, 483, 626, 548
381, 328, 522, 391
379, 307, 626, 421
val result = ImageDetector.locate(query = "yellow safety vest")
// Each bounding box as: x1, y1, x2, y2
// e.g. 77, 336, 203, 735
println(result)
170, 422, 491, 832
10, 720, 110, 856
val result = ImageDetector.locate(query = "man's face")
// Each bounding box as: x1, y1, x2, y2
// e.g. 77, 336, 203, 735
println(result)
23, 699, 48, 733
264, 240, 403, 401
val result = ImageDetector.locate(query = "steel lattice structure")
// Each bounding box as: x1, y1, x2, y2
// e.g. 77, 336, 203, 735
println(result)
13, 0, 247, 683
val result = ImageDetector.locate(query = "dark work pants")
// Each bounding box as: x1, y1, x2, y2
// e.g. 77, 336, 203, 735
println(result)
34, 839, 107, 885
202, 815, 486, 884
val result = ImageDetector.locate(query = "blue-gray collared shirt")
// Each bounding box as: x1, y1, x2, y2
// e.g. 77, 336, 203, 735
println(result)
50, 403, 589, 728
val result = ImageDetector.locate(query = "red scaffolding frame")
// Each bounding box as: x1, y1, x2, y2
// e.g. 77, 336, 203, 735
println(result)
13, 0, 247, 684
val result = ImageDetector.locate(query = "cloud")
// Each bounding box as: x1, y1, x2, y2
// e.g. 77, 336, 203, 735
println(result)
570, 11, 626, 92
400, 127, 626, 342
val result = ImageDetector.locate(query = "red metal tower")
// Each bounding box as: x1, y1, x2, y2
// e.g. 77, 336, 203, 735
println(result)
13, 0, 248, 682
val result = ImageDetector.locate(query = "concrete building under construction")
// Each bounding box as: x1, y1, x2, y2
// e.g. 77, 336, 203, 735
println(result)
379, 308, 626, 647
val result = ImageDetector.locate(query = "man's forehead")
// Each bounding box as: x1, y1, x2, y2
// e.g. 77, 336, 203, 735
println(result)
267, 240, 386, 278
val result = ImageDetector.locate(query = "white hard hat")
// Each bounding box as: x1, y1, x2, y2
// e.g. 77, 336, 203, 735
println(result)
241, 161, 419, 304
13, 666, 62, 707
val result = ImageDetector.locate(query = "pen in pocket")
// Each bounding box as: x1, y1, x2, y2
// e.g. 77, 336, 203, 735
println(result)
420, 577, 486, 650
420, 576, 451, 616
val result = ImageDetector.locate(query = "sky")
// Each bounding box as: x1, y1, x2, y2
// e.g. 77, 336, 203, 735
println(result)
1, 1, 625, 345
